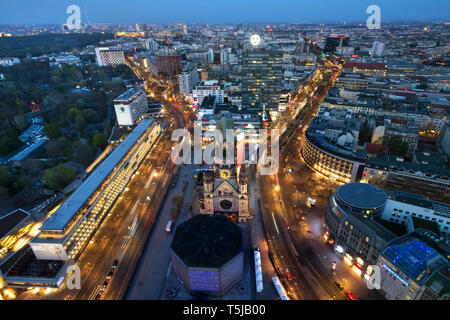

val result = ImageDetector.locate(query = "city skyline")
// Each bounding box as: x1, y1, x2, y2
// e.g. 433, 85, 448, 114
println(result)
1, 0, 450, 25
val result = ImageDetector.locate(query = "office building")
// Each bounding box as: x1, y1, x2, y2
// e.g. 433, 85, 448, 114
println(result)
29, 119, 164, 262
178, 65, 199, 94
387, 61, 416, 77
377, 233, 449, 300
114, 87, 148, 126
155, 55, 182, 80
325, 183, 397, 272
145, 38, 159, 53
324, 34, 349, 53
301, 107, 366, 184
362, 156, 450, 203
2, 120, 164, 288
242, 44, 283, 117
325, 182, 450, 277
95, 47, 126, 67
371, 41, 385, 58
192, 81, 224, 108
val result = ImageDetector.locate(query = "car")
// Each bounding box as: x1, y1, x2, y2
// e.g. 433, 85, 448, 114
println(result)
285, 268, 293, 281
111, 260, 119, 269
332, 261, 337, 270
100, 281, 108, 291
334, 281, 344, 290
106, 270, 114, 280
345, 291, 358, 300
95, 293, 102, 300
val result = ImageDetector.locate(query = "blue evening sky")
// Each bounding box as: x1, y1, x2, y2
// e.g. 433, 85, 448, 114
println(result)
1, 0, 449, 24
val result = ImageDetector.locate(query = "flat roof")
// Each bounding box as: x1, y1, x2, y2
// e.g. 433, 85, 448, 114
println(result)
337, 183, 387, 209
383, 239, 440, 283
171, 214, 242, 268
41, 119, 155, 231
0, 209, 30, 240
114, 87, 144, 102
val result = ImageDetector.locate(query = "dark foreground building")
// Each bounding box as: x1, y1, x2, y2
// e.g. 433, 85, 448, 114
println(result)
170, 214, 243, 297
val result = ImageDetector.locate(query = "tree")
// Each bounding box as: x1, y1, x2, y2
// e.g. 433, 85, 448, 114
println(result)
67, 107, 82, 122
41, 164, 76, 191
0, 165, 12, 186
387, 136, 409, 157
71, 140, 96, 167
44, 122, 62, 139
92, 133, 108, 150
12, 114, 29, 132
75, 114, 86, 133
358, 121, 373, 145
0, 136, 22, 156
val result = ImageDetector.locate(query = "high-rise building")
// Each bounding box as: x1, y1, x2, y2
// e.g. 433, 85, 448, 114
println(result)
114, 87, 148, 126
182, 24, 188, 35
371, 41, 385, 57
178, 65, 199, 94
145, 38, 159, 53
95, 47, 126, 67
155, 55, 182, 80
242, 37, 283, 116
324, 34, 349, 53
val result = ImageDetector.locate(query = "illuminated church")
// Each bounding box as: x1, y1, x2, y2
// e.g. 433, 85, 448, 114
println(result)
199, 117, 249, 223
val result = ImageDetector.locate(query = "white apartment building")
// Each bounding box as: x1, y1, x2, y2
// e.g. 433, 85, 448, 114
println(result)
95, 47, 126, 67
192, 81, 224, 108
178, 66, 199, 94
114, 87, 148, 126
382, 191, 450, 238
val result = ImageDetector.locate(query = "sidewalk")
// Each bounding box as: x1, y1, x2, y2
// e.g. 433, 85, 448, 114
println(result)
125, 164, 196, 299
247, 166, 278, 300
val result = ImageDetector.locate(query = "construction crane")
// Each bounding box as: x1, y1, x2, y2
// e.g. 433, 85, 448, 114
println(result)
419, 110, 442, 137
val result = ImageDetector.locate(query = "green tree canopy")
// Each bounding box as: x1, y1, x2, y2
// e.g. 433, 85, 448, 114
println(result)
44, 122, 62, 139
92, 133, 108, 150
41, 164, 76, 191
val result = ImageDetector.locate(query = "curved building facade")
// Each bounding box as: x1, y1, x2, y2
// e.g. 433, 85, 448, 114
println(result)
324, 183, 396, 271
301, 131, 365, 184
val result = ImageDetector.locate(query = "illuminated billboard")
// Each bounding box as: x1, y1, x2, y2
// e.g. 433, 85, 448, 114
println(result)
30, 243, 68, 261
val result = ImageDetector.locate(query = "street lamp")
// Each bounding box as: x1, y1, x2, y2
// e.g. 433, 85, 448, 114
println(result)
274, 185, 280, 192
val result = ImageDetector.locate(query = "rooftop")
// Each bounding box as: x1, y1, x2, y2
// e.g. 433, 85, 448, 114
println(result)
171, 214, 242, 268
114, 87, 144, 102
383, 238, 442, 284
0, 209, 29, 240
337, 182, 387, 210
40, 119, 154, 232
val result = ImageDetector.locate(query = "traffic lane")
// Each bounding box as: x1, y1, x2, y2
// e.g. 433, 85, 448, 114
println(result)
258, 174, 319, 300
67, 137, 171, 299
103, 148, 173, 299
77, 162, 159, 299
304, 213, 384, 300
